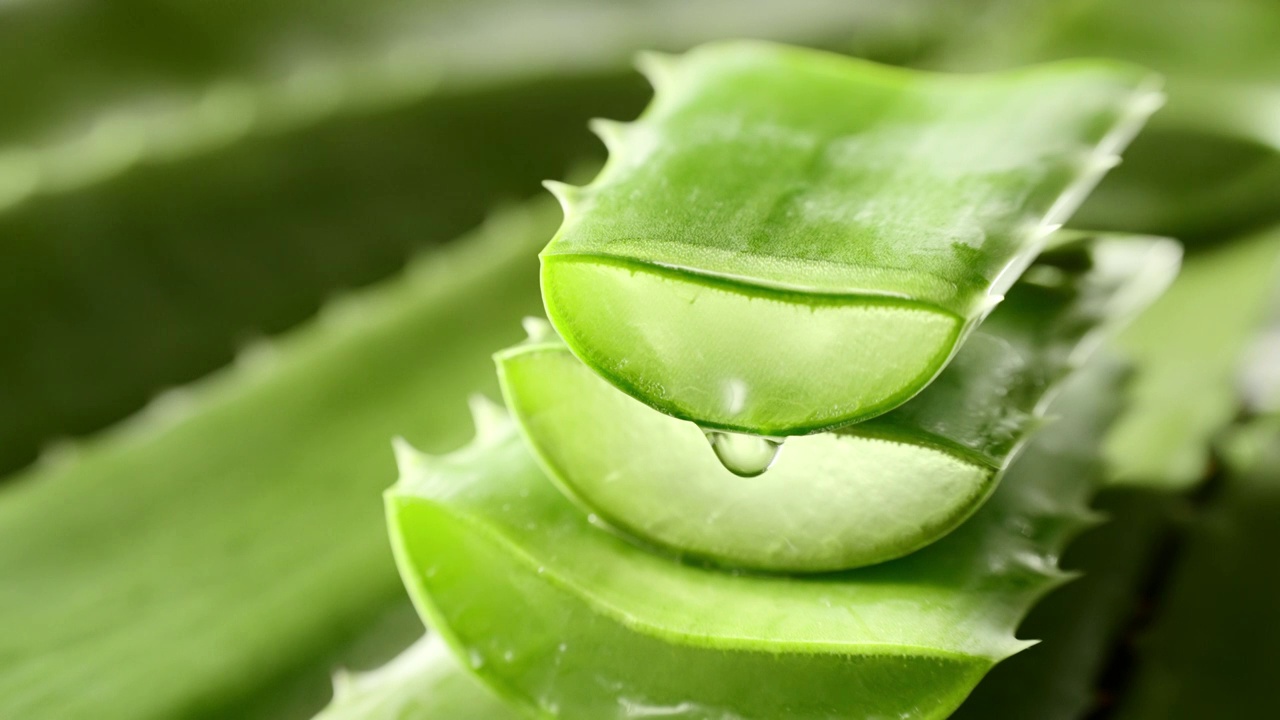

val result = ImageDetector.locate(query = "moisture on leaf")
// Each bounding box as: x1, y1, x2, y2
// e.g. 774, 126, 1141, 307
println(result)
502, 234, 1177, 571
540, 40, 1161, 436
386, 364, 1123, 720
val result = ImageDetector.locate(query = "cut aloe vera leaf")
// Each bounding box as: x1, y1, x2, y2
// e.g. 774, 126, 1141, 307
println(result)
0, 203, 555, 720
1105, 223, 1280, 488
0, 1, 918, 480
540, 40, 1160, 435
388, 364, 1123, 720
502, 235, 1178, 571
313, 634, 517, 720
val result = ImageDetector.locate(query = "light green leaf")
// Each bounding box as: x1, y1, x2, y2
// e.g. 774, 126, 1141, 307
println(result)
541, 40, 1159, 436
500, 235, 1177, 571
387, 364, 1123, 720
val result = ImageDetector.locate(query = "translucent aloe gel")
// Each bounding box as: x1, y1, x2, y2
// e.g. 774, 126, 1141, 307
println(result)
540, 41, 1162, 437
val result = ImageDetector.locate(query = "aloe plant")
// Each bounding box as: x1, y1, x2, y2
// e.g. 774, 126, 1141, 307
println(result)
2, 0, 922, 478
500, 235, 1176, 571
386, 364, 1122, 719
10, 4, 1280, 718
539, 41, 1159, 437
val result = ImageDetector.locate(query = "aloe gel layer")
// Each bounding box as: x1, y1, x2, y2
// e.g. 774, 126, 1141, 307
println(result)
541, 41, 1162, 435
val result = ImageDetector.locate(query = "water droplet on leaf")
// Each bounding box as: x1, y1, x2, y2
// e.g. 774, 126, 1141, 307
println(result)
702, 429, 783, 477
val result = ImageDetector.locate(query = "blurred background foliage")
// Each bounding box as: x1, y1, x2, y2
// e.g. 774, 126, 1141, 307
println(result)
0, 1, 1277, 718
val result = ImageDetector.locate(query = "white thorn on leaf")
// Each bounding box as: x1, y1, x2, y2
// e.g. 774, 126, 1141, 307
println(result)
541, 179, 580, 214
521, 316, 557, 343
588, 118, 627, 154
635, 51, 679, 91
468, 394, 509, 444
392, 436, 426, 475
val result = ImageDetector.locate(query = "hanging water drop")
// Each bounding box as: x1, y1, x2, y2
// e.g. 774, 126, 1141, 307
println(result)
703, 429, 783, 477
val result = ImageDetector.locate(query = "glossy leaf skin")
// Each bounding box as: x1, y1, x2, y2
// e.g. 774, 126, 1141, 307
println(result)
387, 365, 1122, 720
501, 236, 1178, 571
541, 40, 1160, 435
0, 204, 555, 720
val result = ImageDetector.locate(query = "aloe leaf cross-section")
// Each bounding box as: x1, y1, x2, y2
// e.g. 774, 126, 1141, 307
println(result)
387, 365, 1124, 720
502, 235, 1179, 572
540, 40, 1161, 435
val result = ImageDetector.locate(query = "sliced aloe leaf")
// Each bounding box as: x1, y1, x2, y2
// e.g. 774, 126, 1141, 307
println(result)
503, 236, 1177, 571
1, 0, 919, 479
1105, 223, 1280, 488
313, 634, 516, 720
387, 364, 1123, 720
540, 40, 1160, 436
0, 203, 555, 720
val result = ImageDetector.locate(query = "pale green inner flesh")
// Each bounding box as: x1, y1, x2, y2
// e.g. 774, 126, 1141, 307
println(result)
499, 342, 990, 571
388, 364, 1117, 720
541, 43, 1159, 434
519, 237, 1179, 572
542, 255, 961, 435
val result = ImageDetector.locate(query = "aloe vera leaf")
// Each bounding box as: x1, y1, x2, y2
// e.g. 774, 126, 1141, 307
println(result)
1113, 417, 1280, 719
0, 73, 648, 479
0, 203, 557, 720
0, 1, 925, 479
313, 634, 517, 720
952, 486, 1178, 719
937, 0, 1280, 241
540, 40, 1159, 436
0, 0, 923, 211
1105, 224, 1280, 487
499, 236, 1178, 571
387, 363, 1123, 720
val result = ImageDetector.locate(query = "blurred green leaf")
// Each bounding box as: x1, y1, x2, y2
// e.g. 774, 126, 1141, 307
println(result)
1105, 224, 1280, 487
0, 202, 554, 720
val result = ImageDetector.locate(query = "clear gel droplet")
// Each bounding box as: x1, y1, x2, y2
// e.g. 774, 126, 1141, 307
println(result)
703, 429, 783, 477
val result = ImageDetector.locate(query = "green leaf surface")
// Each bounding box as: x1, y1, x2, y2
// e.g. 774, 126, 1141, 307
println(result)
500, 235, 1177, 571
541, 40, 1159, 435
387, 364, 1123, 719
1105, 223, 1280, 487
314, 634, 516, 720
0, 203, 556, 720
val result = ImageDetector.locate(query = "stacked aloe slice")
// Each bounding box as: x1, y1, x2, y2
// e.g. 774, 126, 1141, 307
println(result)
380, 42, 1179, 718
